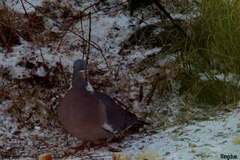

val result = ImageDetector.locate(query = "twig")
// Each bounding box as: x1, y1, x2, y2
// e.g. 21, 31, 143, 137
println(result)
0, 25, 7, 48
19, 0, 29, 17
146, 74, 167, 105
85, 12, 92, 81
87, 1, 127, 16
22, 0, 102, 52
80, 17, 86, 60
22, 0, 111, 69
55, 25, 72, 51
56, 12, 86, 51
152, 0, 187, 36
139, 85, 143, 102
39, 48, 46, 64
58, 57, 68, 86
19, 0, 44, 47
146, 78, 159, 105
82, 0, 102, 13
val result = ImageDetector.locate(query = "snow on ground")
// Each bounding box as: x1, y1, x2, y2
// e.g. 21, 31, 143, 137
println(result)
122, 108, 240, 160
1, 98, 240, 159
4, 0, 44, 13
1, 0, 240, 159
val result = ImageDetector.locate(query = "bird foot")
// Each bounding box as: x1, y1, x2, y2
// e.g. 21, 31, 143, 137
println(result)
66, 140, 107, 152
62, 141, 123, 158
62, 142, 92, 157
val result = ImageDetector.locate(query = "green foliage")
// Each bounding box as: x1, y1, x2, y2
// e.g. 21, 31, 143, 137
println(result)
180, 72, 240, 106
179, 0, 240, 106
233, 136, 240, 145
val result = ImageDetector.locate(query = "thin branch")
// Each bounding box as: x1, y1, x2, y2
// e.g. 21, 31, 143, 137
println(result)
22, 0, 111, 69
85, 12, 92, 81
22, 0, 102, 52
82, 0, 102, 13
58, 57, 68, 86
19, 0, 29, 17
84, 1, 127, 16
152, 0, 187, 37
80, 17, 86, 60
39, 48, 46, 63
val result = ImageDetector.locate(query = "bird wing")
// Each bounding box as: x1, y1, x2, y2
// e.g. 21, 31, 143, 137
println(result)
96, 92, 139, 133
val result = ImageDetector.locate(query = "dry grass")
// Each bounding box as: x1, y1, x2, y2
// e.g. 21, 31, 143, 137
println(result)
0, 6, 20, 51
0, 5, 64, 51
1, 59, 70, 129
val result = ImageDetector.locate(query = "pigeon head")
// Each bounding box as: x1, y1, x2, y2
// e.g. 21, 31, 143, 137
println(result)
73, 59, 86, 72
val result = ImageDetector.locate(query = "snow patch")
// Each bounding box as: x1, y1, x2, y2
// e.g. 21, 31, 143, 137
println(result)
4, 0, 44, 13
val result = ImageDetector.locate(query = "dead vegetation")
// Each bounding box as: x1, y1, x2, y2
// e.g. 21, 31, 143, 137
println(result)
0, 3, 72, 51
0, 0, 208, 158
0, 0, 194, 132
0, 6, 20, 51
1, 58, 70, 129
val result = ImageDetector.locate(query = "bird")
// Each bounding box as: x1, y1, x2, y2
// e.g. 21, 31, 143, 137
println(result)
57, 59, 144, 144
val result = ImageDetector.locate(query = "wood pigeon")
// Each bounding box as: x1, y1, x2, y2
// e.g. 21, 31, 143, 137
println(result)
57, 59, 143, 142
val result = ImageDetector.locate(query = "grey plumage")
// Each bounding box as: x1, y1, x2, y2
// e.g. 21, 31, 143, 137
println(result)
57, 59, 143, 142
72, 59, 87, 89
96, 92, 140, 133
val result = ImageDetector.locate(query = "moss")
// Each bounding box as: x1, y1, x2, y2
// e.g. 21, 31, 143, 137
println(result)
233, 136, 240, 145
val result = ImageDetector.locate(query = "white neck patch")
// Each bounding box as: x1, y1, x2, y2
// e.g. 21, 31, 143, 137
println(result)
85, 81, 94, 93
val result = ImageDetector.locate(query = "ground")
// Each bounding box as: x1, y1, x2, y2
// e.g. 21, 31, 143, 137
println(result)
0, 0, 240, 159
